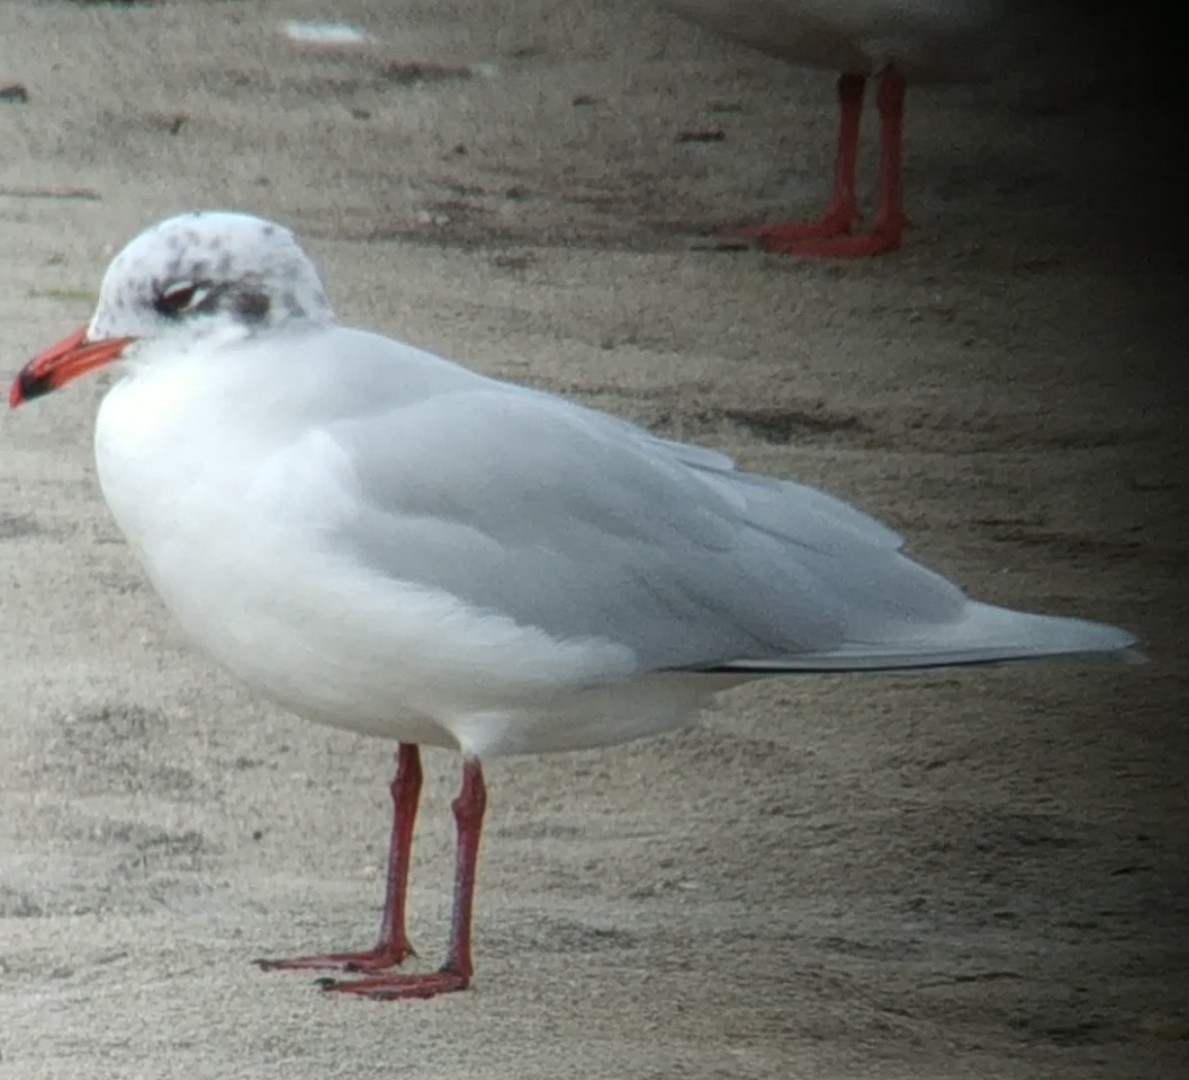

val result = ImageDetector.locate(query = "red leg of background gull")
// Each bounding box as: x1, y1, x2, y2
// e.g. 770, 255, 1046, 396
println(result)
723, 72, 865, 249
795, 65, 911, 258
256, 743, 421, 974
322, 757, 487, 1000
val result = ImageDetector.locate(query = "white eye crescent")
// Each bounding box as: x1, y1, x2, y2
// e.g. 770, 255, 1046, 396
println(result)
156, 281, 212, 317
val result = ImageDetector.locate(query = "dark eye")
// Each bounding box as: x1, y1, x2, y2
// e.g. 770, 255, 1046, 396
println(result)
154, 281, 208, 318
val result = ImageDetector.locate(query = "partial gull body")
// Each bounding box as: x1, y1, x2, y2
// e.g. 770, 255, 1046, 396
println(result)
10, 212, 1136, 999
658, 0, 1004, 255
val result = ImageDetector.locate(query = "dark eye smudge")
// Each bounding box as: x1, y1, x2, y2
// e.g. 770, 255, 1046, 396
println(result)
234, 290, 271, 323
152, 281, 269, 323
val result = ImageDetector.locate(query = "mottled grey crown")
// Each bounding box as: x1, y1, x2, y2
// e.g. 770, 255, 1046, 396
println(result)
88, 211, 335, 341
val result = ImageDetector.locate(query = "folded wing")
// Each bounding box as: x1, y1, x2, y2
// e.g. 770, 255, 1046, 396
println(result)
313, 375, 1134, 674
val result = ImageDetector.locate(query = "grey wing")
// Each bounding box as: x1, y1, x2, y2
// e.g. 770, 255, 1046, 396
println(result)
321, 386, 976, 672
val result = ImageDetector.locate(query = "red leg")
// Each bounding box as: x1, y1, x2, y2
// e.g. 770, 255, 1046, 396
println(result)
724, 73, 864, 249
322, 757, 487, 1001
795, 65, 911, 258
256, 744, 421, 974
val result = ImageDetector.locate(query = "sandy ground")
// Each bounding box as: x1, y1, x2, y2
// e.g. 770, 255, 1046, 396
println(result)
1, 2, 1186, 1078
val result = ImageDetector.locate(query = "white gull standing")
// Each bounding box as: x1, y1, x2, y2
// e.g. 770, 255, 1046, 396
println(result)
658, 1, 1004, 255
10, 212, 1137, 1000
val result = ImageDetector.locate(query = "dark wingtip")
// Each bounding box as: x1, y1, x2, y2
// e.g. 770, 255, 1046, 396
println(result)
9, 366, 52, 408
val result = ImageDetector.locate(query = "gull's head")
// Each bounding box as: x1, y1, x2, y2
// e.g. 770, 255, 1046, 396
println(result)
9, 211, 334, 407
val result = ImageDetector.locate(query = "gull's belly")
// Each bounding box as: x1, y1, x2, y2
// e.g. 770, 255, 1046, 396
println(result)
96, 456, 649, 754
128, 519, 469, 746
127, 525, 723, 757
661, 1, 1000, 80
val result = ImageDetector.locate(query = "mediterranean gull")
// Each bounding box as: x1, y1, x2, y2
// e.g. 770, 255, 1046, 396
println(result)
9, 211, 1137, 999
